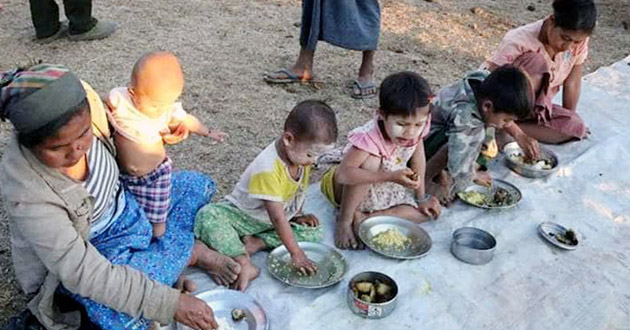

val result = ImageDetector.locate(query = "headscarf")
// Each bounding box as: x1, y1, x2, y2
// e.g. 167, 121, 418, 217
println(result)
513, 51, 553, 123
0, 63, 86, 134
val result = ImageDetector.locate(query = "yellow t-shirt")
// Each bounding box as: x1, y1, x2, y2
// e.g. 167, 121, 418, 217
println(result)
225, 141, 310, 224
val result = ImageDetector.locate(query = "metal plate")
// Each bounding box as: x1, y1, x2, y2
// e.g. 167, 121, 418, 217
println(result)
503, 142, 559, 178
538, 221, 578, 250
358, 216, 432, 259
177, 289, 268, 330
267, 242, 347, 288
458, 179, 522, 210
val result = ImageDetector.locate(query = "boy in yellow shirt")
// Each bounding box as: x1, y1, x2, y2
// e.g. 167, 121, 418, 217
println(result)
194, 100, 338, 291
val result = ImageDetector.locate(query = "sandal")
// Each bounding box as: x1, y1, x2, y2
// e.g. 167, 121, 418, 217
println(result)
351, 80, 378, 99
264, 68, 314, 84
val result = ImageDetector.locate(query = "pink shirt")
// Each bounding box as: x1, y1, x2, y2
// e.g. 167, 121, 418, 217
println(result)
483, 19, 589, 98
345, 114, 431, 160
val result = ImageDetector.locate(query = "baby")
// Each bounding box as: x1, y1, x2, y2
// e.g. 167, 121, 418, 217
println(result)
320, 71, 442, 250
106, 51, 226, 238
194, 100, 338, 291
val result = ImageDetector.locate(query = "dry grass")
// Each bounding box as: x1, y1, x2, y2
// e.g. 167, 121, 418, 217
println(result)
1, 0, 629, 325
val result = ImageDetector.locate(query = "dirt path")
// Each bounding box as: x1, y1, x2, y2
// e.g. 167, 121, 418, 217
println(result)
1, 0, 628, 324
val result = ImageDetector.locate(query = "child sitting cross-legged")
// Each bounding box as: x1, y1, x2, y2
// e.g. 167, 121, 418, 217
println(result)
320, 72, 442, 250
424, 65, 533, 205
194, 100, 338, 291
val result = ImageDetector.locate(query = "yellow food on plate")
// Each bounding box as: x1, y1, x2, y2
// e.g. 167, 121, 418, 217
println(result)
372, 228, 411, 251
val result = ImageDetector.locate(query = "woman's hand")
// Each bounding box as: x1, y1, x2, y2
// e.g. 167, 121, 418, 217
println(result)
290, 249, 318, 276
387, 168, 420, 189
174, 293, 218, 330
515, 133, 541, 160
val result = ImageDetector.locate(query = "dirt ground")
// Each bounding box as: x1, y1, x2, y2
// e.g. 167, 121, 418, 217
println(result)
0, 0, 628, 325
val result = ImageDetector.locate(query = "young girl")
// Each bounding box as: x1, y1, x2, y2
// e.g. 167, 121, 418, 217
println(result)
319, 72, 441, 250
482, 0, 597, 157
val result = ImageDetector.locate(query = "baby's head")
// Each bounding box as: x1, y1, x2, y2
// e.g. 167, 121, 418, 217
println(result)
474, 65, 533, 129
281, 100, 338, 166
128, 51, 184, 117
378, 71, 432, 146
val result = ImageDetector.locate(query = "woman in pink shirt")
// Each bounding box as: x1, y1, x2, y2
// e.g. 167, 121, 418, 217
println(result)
483, 0, 598, 158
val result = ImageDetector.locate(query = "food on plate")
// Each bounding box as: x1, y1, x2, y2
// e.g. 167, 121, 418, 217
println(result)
509, 153, 553, 170
372, 228, 411, 251
552, 228, 578, 246
457, 188, 515, 207
231, 308, 246, 321
352, 279, 395, 304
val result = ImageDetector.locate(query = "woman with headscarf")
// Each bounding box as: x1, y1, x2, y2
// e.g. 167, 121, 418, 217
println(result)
482, 0, 597, 158
0, 64, 241, 330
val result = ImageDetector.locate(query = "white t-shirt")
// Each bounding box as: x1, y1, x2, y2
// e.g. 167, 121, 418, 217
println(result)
225, 141, 310, 224
106, 87, 188, 144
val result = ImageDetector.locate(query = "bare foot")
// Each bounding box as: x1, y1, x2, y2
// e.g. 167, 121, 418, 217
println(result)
175, 275, 197, 293
351, 211, 370, 249
232, 256, 260, 292
335, 220, 359, 250
190, 241, 241, 284
243, 236, 266, 256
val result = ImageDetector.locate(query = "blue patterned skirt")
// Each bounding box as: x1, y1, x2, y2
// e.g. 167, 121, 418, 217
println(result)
66, 171, 215, 330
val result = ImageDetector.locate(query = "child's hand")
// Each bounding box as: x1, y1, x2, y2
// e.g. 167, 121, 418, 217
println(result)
291, 250, 318, 276
292, 214, 319, 227
207, 129, 228, 143
515, 133, 541, 160
473, 170, 492, 187
418, 195, 441, 219
388, 168, 420, 189
162, 122, 190, 145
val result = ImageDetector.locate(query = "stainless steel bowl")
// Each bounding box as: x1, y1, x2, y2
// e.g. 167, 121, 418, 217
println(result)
347, 272, 398, 319
503, 142, 559, 178
451, 227, 496, 265
358, 216, 432, 259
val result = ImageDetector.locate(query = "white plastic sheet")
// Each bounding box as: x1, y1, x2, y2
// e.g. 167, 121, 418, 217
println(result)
168, 56, 630, 330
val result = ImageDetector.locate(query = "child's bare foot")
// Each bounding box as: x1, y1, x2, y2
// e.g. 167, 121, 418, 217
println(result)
232, 256, 260, 292
175, 275, 197, 293
152, 222, 166, 238
190, 241, 241, 285
243, 236, 266, 256
335, 221, 359, 250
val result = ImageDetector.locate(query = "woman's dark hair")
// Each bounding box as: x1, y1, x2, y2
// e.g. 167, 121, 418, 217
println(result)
552, 0, 598, 33
284, 100, 338, 144
18, 98, 90, 148
379, 71, 432, 117
474, 65, 532, 120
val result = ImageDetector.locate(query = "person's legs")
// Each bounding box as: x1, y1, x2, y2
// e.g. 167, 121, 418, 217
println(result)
62, 0, 96, 34
28, 0, 60, 38
334, 155, 380, 249
264, 48, 316, 83
517, 122, 574, 144
254, 222, 323, 248
352, 50, 377, 98
361, 204, 431, 224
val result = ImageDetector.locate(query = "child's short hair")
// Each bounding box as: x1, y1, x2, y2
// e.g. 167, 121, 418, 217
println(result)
476, 65, 533, 120
284, 100, 338, 144
379, 71, 432, 117
553, 0, 598, 34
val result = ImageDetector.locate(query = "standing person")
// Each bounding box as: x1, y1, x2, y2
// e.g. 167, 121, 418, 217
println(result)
28, 0, 117, 43
0, 64, 241, 330
482, 0, 597, 156
264, 0, 381, 99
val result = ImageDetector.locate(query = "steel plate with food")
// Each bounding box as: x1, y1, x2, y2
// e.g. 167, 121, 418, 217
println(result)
457, 179, 522, 209
267, 242, 347, 288
503, 142, 559, 178
538, 221, 578, 250
358, 216, 432, 259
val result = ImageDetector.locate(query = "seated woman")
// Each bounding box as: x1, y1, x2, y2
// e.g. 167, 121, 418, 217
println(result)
0, 64, 240, 330
482, 0, 597, 157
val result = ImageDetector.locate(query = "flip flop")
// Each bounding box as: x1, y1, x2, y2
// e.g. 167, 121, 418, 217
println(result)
351, 80, 378, 99
264, 68, 310, 84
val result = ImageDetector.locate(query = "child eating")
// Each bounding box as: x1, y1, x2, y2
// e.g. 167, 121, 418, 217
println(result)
424, 65, 533, 205
106, 51, 226, 238
194, 100, 338, 291
319, 72, 442, 250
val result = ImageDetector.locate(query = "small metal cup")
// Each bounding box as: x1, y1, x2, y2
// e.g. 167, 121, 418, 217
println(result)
347, 272, 398, 319
451, 227, 496, 265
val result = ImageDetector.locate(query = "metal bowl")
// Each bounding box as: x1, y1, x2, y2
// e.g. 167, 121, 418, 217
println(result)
358, 216, 432, 259
267, 242, 347, 289
347, 272, 398, 319
451, 227, 496, 265
503, 142, 559, 178
538, 221, 578, 250
459, 179, 522, 210
177, 289, 268, 330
